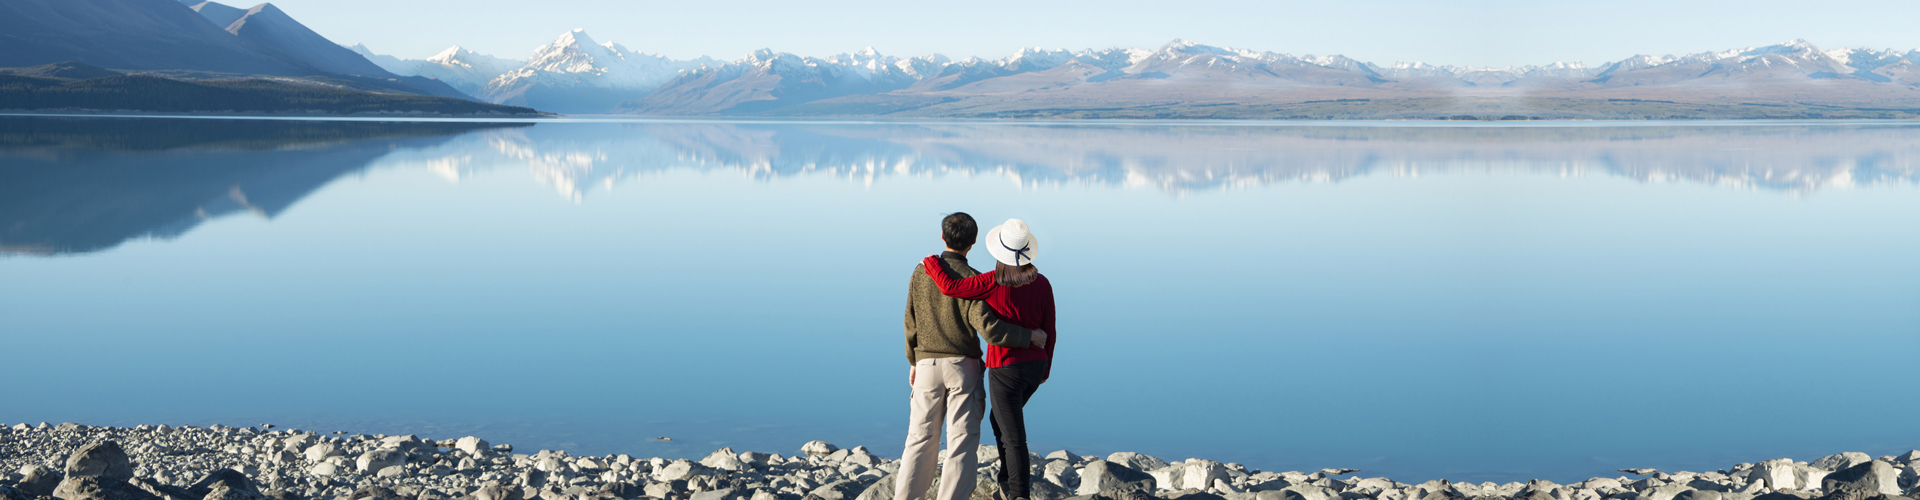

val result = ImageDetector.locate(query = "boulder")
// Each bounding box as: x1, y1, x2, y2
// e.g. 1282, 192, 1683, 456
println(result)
802, 442, 842, 457
694, 490, 748, 500
654, 460, 711, 481
1677, 492, 1725, 500
467, 483, 520, 500
376, 466, 407, 479
1, 486, 32, 500
308, 463, 338, 477
1814, 455, 1875, 473
1821, 461, 1903, 498
201, 482, 266, 500
303, 443, 341, 463
20, 465, 66, 497
703, 448, 747, 471
1046, 451, 1080, 464
185, 470, 256, 500
1150, 465, 1188, 491
1075, 483, 1158, 500
457, 437, 492, 456
1078, 460, 1157, 496
1183, 462, 1229, 495
807, 479, 876, 500
345, 486, 405, 500
357, 449, 408, 473
52, 476, 158, 500
65, 442, 135, 482
593, 482, 644, 499
1643, 483, 1692, 500
127, 478, 193, 500
1104, 454, 1168, 474
1044, 461, 1080, 491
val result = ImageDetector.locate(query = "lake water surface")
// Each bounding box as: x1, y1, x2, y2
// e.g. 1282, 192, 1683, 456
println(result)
2, 116, 1917, 484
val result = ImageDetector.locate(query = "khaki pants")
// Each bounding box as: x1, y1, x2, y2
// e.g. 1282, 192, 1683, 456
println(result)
896, 356, 983, 500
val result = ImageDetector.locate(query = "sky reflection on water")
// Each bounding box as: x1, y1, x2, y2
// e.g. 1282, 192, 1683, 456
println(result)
1, 116, 1916, 484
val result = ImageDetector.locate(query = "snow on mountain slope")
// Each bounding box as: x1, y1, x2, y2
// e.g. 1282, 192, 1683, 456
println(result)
350, 44, 523, 94
475, 29, 716, 113
622, 48, 907, 115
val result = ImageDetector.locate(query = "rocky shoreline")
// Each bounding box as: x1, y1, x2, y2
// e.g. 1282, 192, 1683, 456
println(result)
2, 423, 1915, 500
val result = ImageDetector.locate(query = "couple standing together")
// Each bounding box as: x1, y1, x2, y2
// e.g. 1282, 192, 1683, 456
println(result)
898, 213, 1056, 500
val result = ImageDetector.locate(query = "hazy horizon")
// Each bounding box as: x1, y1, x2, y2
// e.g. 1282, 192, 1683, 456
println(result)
272, 0, 1920, 67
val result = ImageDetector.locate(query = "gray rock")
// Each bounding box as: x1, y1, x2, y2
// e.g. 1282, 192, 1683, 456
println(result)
303, 443, 342, 463
64, 442, 135, 482
693, 489, 748, 500
1077, 460, 1156, 496
53, 476, 158, 500
185, 470, 255, 500
457, 437, 492, 456
20, 464, 66, 497
806, 479, 877, 500
1183, 462, 1229, 495
344, 486, 404, 500
1, 485, 32, 500
1814, 455, 1875, 473
1822, 461, 1903, 498
703, 449, 747, 472
1104, 454, 1168, 474
376, 466, 407, 479
467, 483, 519, 500
802, 442, 841, 458
978, 446, 1002, 465
1074, 483, 1157, 500
1643, 483, 1692, 500
127, 478, 193, 500
1042, 461, 1080, 491
200, 482, 265, 500
643, 483, 676, 500
1678, 491, 1725, 500
56, 423, 85, 433
1149, 465, 1187, 491
1162, 490, 1228, 500
654, 460, 710, 482
357, 449, 408, 473
308, 463, 338, 477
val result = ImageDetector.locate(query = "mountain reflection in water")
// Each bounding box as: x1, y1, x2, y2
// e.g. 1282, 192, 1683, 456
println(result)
453, 120, 1920, 198
4, 117, 1918, 255
0, 117, 529, 255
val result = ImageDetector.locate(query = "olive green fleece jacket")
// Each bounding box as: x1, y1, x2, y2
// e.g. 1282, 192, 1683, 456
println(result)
904, 252, 1033, 365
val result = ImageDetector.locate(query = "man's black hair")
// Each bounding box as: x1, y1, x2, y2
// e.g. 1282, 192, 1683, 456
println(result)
942, 212, 978, 251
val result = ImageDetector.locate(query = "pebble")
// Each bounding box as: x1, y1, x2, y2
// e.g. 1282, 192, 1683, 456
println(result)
3, 423, 1917, 500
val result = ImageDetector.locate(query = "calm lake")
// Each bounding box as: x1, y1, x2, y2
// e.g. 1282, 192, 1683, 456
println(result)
2, 115, 1917, 484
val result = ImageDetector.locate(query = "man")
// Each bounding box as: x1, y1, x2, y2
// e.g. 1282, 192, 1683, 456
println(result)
898, 212, 1048, 500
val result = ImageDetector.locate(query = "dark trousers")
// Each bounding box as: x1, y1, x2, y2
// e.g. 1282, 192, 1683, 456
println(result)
989, 360, 1049, 500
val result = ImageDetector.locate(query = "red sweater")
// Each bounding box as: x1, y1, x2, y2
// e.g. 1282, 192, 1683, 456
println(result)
920, 255, 1056, 379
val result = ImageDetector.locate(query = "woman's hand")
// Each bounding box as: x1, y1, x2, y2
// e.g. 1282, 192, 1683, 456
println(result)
909, 366, 916, 387
1031, 329, 1048, 349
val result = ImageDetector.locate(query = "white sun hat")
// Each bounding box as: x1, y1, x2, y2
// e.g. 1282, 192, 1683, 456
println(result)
985, 219, 1039, 266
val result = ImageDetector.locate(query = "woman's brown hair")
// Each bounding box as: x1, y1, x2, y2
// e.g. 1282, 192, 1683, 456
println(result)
995, 261, 1038, 288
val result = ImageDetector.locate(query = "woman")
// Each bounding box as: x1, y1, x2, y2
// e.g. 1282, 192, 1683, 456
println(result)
919, 218, 1055, 500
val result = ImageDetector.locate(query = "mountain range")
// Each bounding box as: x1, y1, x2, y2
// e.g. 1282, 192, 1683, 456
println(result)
0, 0, 470, 101
354, 34, 1920, 118
8, 1, 1920, 118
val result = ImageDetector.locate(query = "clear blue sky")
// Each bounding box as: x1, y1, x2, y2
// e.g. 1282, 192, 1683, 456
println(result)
273, 0, 1920, 67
